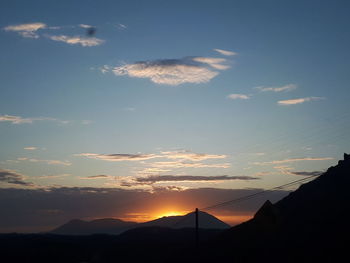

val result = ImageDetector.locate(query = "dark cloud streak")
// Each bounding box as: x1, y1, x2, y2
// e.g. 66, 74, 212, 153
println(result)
0, 169, 33, 186
290, 171, 324, 176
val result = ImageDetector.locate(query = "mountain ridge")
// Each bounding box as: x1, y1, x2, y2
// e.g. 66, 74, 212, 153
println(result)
215, 153, 350, 250
51, 210, 230, 235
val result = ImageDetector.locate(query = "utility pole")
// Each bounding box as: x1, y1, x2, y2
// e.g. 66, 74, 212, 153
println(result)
195, 208, 199, 248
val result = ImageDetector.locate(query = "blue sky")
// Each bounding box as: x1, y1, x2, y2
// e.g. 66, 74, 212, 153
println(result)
0, 0, 350, 220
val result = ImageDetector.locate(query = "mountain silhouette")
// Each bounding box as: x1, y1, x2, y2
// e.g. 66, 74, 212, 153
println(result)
204, 153, 350, 262
51, 211, 229, 235
139, 211, 230, 229
51, 218, 136, 235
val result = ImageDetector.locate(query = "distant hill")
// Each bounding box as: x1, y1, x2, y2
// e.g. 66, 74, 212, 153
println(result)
51, 218, 136, 235
139, 211, 230, 229
51, 211, 229, 235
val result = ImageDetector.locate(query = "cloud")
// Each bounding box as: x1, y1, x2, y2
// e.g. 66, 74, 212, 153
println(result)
36, 174, 71, 179
191, 57, 230, 70
150, 161, 231, 169
254, 157, 334, 165
116, 23, 127, 30
112, 56, 230, 85
3, 22, 104, 45
161, 151, 226, 161
273, 166, 324, 177
289, 171, 324, 176
227, 94, 250, 100
277, 97, 324, 105
76, 151, 227, 164
253, 171, 272, 176
0, 114, 34, 124
100, 65, 111, 74
256, 84, 297, 92
76, 153, 161, 162
0, 169, 33, 186
214, 49, 237, 56
273, 165, 292, 171
134, 175, 259, 185
23, 147, 37, 151
48, 35, 104, 47
79, 24, 93, 29
80, 175, 112, 180
0, 114, 69, 125
4, 22, 46, 38
17, 158, 71, 166
136, 167, 172, 175
33, 159, 71, 166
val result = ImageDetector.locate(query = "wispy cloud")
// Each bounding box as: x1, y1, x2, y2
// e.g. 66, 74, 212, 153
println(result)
278, 97, 324, 105
161, 151, 226, 161
0, 169, 33, 186
191, 57, 230, 70
135, 175, 259, 184
254, 157, 333, 165
150, 161, 231, 169
288, 171, 324, 176
80, 175, 112, 180
119, 174, 258, 187
3, 22, 46, 38
36, 174, 71, 179
0, 114, 35, 124
227, 94, 250, 100
274, 166, 324, 177
48, 35, 104, 47
214, 49, 237, 56
136, 167, 172, 175
24, 147, 37, 151
79, 24, 94, 29
77, 150, 227, 164
17, 157, 71, 166
0, 114, 69, 125
116, 23, 127, 30
100, 65, 111, 74
256, 84, 297, 92
31, 159, 71, 166
4, 22, 105, 46
76, 153, 161, 162
112, 56, 230, 85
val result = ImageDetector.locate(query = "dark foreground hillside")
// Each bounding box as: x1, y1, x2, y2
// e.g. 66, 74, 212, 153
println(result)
201, 153, 350, 262
0, 154, 349, 262
0, 228, 220, 263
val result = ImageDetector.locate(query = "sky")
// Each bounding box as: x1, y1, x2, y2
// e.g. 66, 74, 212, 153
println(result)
0, 0, 350, 232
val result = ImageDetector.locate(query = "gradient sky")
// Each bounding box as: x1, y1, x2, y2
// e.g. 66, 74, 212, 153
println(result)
0, 0, 350, 231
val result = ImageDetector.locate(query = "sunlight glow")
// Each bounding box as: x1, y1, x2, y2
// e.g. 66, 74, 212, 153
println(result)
153, 210, 189, 219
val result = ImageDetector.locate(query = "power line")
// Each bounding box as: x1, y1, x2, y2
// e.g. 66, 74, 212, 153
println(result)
201, 175, 318, 211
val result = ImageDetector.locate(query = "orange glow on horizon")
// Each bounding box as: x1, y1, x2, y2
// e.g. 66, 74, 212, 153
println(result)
118, 209, 190, 223
119, 209, 253, 226
154, 210, 189, 218
215, 214, 253, 226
